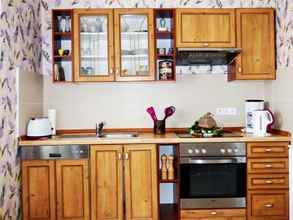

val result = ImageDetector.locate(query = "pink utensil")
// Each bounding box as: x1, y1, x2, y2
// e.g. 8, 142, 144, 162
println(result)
163, 106, 176, 120
147, 106, 158, 122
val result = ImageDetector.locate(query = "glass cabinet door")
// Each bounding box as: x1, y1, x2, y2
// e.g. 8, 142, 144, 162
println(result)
114, 9, 155, 81
74, 9, 114, 81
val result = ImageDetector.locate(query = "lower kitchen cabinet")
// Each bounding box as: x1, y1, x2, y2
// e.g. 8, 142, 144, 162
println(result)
181, 209, 246, 220
247, 142, 289, 220
55, 160, 90, 220
22, 160, 90, 220
22, 160, 56, 220
124, 145, 158, 220
90, 145, 123, 220
247, 190, 289, 220
90, 144, 158, 220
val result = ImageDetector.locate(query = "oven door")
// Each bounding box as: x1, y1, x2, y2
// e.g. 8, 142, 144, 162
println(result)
180, 157, 246, 209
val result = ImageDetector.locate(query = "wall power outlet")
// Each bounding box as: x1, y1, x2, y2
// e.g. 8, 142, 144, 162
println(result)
216, 107, 237, 116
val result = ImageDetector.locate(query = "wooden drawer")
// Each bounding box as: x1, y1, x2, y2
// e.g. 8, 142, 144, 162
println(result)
247, 142, 288, 158
247, 158, 288, 174
181, 209, 246, 218
248, 174, 289, 189
248, 190, 288, 220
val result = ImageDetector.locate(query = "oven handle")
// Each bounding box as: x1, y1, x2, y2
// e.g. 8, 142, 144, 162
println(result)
180, 157, 246, 164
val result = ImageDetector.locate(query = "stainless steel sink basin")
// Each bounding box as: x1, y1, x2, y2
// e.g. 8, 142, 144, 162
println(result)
61, 133, 138, 139
99, 133, 139, 138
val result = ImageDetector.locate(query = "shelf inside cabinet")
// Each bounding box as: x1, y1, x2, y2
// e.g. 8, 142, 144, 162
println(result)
160, 179, 179, 184
160, 204, 178, 220
157, 54, 174, 58
52, 9, 73, 83
154, 9, 176, 82
54, 32, 72, 37
156, 31, 173, 39
54, 55, 72, 59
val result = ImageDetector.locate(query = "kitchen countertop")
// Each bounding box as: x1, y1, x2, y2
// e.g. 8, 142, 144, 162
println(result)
18, 131, 291, 146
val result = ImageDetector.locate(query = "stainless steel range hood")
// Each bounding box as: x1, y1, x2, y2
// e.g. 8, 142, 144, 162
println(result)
176, 48, 241, 65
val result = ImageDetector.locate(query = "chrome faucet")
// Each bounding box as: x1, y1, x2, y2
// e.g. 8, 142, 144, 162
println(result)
96, 122, 105, 137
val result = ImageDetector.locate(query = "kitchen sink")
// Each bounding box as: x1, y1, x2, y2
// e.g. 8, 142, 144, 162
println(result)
61, 133, 139, 139
99, 133, 139, 138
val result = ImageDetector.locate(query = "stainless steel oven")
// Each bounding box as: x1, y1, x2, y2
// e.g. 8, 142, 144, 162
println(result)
180, 142, 246, 209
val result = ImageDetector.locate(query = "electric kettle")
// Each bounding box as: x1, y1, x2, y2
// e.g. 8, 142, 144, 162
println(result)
251, 110, 274, 136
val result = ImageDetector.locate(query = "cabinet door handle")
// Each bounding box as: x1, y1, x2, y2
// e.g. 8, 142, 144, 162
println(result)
117, 153, 122, 160
238, 67, 242, 73
124, 152, 129, 160
264, 203, 273, 208
210, 211, 217, 215
203, 43, 209, 47
109, 68, 113, 75
265, 164, 273, 168
116, 69, 119, 75
265, 180, 273, 184
265, 148, 272, 152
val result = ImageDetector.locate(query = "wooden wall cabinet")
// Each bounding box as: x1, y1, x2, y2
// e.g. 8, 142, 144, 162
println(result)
22, 160, 89, 220
176, 9, 236, 48
90, 144, 158, 220
73, 9, 115, 82
73, 9, 155, 82
247, 142, 289, 220
114, 9, 155, 81
229, 9, 276, 81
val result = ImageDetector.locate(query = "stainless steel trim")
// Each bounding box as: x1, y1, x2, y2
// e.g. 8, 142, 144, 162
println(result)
180, 157, 246, 164
177, 48, 242, 52
180, 197, 246, 209
20, 145, 89, 160
180, 142, 246, 157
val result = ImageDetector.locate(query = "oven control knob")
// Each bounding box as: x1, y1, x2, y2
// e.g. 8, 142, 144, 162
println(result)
234, 149, 239, 153
201, 149, 207, 154
194, 149, 200, 154
227, 149, 232, 153
220, 149, 226, 154
188, 149, 193, 154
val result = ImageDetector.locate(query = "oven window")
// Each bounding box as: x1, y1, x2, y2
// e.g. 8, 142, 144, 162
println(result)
180, 163, 246, 198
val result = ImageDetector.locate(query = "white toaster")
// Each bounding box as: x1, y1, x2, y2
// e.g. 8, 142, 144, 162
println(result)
27, 117, 52, 138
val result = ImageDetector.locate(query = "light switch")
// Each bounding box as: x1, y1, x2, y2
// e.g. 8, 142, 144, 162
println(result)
216, 107, 237, 116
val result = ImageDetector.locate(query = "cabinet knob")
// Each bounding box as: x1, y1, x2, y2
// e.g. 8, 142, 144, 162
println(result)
203, 43, 209, 47
265, 148, 272, 152
264, 203, 273, 208
210, 211, 217, 215
265, 180, 273, 184
265, 164, 273, 168
124, 152, 129, 160
117, 153, 122, 160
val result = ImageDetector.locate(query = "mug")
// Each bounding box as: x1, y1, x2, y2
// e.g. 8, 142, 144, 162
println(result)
58, 49, 64, 56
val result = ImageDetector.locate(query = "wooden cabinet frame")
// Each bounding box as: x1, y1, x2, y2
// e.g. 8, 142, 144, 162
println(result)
22, 160, 56, 220
229, 9, 276, 80
22, 160, 89, 220
90, 144, 158, 220
114, 9, 155, 81
176, 9, 236, 48
73, 9, 115, 82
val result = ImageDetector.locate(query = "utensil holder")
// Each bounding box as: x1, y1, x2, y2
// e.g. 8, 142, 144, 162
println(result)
154, 120, 166, 134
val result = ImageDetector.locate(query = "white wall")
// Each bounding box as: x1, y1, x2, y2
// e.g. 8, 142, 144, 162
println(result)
43, 74, 265, 130
18, 68, 43, 135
